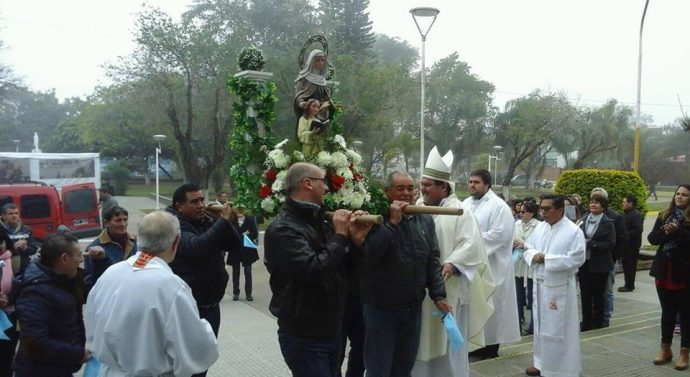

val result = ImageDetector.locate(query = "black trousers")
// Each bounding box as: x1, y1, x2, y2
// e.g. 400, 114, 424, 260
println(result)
193, 303, 220, 377
579, 270, 609, 328
657, 286, 690, 348
622, 248, 640, 289
231, 262, 252, 297
339, 295, 365, 377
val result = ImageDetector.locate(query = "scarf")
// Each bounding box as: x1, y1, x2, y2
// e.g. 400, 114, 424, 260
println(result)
585, 213, 603, 239
663, 207, 686, 253
0, 250, 13, 295
295, 50, 328, 86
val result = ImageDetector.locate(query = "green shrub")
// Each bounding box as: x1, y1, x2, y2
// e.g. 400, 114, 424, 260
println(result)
104, 161, 130, 196
555, 169, 647, 215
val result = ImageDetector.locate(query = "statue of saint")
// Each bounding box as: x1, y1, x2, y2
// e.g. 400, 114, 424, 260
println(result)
294, 49, 334, 125
297, 99, 326, 157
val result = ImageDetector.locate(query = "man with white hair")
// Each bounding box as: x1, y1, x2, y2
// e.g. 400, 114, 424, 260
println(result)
413, 147, 495, 377
86, 211, 218, 377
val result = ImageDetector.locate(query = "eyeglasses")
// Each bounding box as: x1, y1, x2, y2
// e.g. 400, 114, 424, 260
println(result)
305, 177, 327, 183
539, 206, 554, 212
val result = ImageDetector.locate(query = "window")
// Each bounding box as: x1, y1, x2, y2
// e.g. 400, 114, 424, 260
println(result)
20, 195, 51, 219
64, 189, 95, 213
0, 196, 12, 208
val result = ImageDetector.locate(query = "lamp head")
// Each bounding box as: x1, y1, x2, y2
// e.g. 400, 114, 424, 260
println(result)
410, 7, 440, 38
153, 134, 167, 142
493, 145, 503, 153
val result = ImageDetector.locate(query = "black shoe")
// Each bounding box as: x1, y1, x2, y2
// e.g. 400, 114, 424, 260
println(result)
602, 321, 610, 328
233, 295, 239, 301
580, 322, 592, 332
247, 296, 253, 301
618, 286, 634, 292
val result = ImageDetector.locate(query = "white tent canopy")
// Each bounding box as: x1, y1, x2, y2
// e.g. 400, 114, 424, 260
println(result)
0, 152, 101, 189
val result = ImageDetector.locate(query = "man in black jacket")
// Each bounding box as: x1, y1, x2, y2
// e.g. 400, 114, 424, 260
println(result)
362, 171, 451, 377
12, 234, 90, 377
166, 183, 242, 377
619, 195, 644, 292
264, 162, 372, 377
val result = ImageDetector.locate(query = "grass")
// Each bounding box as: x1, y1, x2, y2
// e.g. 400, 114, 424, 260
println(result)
125, 182, 180, 198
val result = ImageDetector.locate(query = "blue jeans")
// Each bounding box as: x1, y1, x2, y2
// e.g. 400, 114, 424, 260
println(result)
604, 262, 616, 323
363, 304, 422, 377
278, 331, 340, 377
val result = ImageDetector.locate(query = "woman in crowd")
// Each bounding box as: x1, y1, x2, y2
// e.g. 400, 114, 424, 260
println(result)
513, 200, 540, 335
578, 193, 615, 331
84, 206, 136, 294
648, 184, 690, 370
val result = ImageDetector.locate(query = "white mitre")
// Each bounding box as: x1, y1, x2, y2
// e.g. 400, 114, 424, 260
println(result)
422, 146, 454, 191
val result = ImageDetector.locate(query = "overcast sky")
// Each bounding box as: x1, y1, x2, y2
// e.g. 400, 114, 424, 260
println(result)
1, 0, 689, 126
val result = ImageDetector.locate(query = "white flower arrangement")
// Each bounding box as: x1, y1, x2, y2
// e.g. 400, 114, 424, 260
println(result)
258, 138, 371, 216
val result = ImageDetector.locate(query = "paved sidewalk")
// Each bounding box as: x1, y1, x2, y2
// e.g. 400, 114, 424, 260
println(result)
78, 196, 675, 377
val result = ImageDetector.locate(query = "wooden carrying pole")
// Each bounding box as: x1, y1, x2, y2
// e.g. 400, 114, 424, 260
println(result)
326, 205, 462, 224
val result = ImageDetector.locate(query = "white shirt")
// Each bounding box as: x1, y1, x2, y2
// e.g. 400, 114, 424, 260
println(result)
86, 252, 219, 377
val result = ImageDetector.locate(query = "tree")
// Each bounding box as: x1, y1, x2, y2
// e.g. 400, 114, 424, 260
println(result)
494, 91, 577, 186
425, 53, 495, 172
318, 0, 376, 61
569, 100, 632, 169
0, 87, 72, 152
109, 5, 235, 187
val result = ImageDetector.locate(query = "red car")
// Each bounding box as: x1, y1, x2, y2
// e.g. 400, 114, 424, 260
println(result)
0, 182, 101, 240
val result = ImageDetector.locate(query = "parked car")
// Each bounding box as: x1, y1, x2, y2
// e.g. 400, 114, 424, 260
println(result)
510, 174, 528, 186
0, 182, 101, 240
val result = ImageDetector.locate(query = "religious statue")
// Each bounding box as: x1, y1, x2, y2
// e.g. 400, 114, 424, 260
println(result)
297, 98, 327, 157
294, 48, 334, 125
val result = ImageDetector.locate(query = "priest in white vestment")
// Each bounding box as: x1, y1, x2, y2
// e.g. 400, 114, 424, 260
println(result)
412, 147, 495, 377
86, 211, 219, 377
523, 194, 586, 377
463, 169, 521, 358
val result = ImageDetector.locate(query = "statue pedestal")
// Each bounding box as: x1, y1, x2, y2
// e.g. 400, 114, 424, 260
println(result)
234, 70, 274, 82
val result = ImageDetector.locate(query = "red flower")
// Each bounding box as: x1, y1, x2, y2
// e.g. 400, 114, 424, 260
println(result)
331, 175, 346, 191
353, 171, 363, 181
258, 184, 272, 198
265, 169, 277, 182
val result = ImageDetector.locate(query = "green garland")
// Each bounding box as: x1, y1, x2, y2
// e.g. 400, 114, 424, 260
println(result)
227, 75, 277, 215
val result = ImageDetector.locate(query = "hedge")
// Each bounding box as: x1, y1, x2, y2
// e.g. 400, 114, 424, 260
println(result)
555, 169, 648, 215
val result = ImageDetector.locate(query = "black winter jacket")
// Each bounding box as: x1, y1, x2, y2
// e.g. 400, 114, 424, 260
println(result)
166, 206, 242, 306
11, 263, 85, 377
579, 215, 616, 274
362, 214, 446, 309
648, 215, 690, 284
264, 199, 350, 338
623, 208, 644, 252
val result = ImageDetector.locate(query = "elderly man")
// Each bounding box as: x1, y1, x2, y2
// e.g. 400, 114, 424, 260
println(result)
264, 162, 372, 377
165, 183, 241, 377
86, 211, 218, 376
362, 171, 451, 377
413, 147, 495, 377
12, 234, 89, 377
523, 195, 586, 377
463, 169, 521, 359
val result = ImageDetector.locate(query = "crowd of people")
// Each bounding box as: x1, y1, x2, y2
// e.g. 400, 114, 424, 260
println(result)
0, 152, 688, 377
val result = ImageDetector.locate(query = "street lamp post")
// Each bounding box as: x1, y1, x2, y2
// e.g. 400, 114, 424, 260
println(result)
410, 7, 440, 175
153, 134, 167, 209
490, 145, 502, 186
633, 0, 650, 173
13, 140, 20, 153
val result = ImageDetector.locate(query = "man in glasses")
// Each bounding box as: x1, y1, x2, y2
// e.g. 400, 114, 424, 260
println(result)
523, 194, 586, 377
264, 162, 372, 377
463, 169, 520, 359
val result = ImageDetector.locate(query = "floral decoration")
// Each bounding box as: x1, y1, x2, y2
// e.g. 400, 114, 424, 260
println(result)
258, 136, 372, 216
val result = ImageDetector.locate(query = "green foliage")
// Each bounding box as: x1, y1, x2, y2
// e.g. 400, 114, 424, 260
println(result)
555, 169, 648, 215
104, 161, 131, 195
227, 75, 277, 215
237, 47, 266, 71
